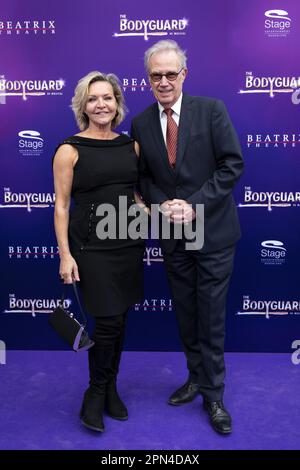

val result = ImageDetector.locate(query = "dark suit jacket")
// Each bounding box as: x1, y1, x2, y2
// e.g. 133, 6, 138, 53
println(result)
131, 93, 244, 253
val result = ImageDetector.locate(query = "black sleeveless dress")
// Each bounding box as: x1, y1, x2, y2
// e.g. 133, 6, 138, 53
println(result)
56, 134, 145, 317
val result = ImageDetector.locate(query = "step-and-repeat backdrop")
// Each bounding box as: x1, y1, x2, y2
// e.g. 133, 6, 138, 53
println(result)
1, 0, 299, 351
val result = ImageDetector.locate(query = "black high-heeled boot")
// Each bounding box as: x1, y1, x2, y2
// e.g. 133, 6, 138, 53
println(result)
80, 314, 126, 431
80, 385, 105, 432
106, 377, 128, 420
80, 340, 115, 432
105, 314, 128, 420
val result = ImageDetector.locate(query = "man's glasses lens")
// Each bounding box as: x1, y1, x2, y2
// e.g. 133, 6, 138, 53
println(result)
150, 69, 183, 82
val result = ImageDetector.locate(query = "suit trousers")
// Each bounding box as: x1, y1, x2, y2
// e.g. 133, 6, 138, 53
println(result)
163, 240, 235, 401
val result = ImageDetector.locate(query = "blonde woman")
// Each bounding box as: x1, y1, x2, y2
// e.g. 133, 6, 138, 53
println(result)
53, 72, 145, 433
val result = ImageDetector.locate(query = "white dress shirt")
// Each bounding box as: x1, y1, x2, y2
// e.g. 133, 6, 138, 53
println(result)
158, 93, 183, 145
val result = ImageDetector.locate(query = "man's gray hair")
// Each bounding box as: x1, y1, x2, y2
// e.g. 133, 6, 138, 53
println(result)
144, 40, 187, 72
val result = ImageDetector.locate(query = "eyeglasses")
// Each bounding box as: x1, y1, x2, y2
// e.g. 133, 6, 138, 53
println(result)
149, 67, 184, 83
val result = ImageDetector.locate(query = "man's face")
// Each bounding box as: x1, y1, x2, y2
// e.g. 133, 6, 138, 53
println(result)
148, 50, 187, 108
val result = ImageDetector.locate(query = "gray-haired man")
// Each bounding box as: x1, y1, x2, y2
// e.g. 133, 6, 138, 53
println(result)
131, 40, 243, 434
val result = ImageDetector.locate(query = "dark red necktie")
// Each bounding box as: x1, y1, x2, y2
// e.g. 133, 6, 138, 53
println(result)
164, 108, 178, 168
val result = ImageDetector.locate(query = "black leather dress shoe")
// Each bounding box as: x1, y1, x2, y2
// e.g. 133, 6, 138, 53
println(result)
168, 381, 200, 405
203, 400, 232, 434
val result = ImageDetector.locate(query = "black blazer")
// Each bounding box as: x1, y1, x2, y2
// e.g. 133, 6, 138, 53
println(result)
131, 93, 244, 253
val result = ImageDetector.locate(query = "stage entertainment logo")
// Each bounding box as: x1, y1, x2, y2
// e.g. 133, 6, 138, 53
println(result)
114, 15, 188, 40
246, 132, 300, 149
134, 299, 173, 311
0, 19, 56, 36
0, 188, 55, 212
264, 10, 291, 37
260, 240, 286, 265
238, 187, 300, 211
238, 72, 300, 104
18, 130, 44, 156
0, 75, 65, 104
8, 245, 59, 260
238, 296, 300, 319
4, 295, 71, 317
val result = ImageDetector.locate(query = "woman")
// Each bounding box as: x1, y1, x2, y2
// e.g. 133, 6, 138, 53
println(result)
53, 71, 146, 433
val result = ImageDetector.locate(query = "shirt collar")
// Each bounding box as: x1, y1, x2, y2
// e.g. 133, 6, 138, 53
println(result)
158, 93, 183, 118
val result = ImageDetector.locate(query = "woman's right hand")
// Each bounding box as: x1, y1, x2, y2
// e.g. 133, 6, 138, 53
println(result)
59, 254, 80, 284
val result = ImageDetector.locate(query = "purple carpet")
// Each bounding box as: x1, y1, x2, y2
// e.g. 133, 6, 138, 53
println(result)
0, 351, 299, 450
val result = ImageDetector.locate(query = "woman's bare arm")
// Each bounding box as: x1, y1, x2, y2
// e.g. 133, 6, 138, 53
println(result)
133, 141, 150, 214
53, 144, 80, 283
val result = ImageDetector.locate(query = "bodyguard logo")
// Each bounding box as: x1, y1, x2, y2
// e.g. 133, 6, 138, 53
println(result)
238, 72, 300, 100
0, 188, 55, 212
18, 130, 44, 157
238, 296, 300, 319
0, 75, 65, 104
260, 240, 286, 265
238, 187, 300, 211
114, 14, 188, 40
143, 246, 164, 266
264, 10, 291, 37
4, 295, 71, 317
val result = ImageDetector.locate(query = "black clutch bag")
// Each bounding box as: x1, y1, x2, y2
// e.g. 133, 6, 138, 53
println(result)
49, 281, 94, 352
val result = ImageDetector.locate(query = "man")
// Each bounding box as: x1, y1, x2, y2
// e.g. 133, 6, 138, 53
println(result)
131, 40, 243, 434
